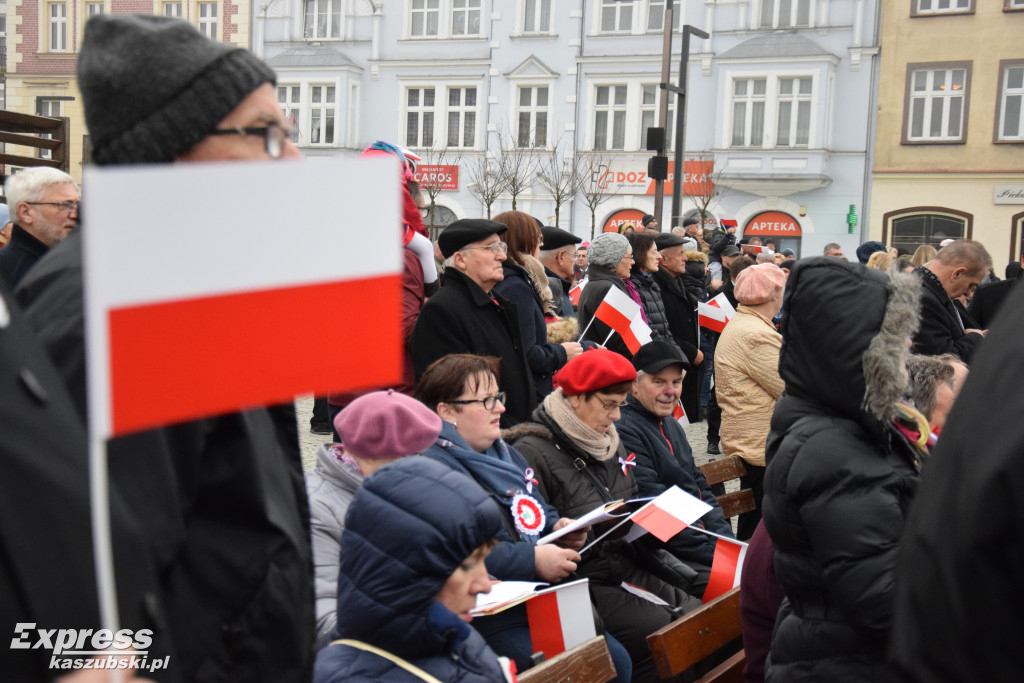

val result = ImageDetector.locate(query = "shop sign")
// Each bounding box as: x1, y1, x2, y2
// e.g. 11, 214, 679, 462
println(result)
993, 185, 1024, 204
745, 211, 802, 236
414, 164, 459, 191
591, 160, 715, 196
602, 208, 647, 233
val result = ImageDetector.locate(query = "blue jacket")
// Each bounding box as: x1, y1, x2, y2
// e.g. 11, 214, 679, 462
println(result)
617, 396, 734, 566
313, 458, 507, 683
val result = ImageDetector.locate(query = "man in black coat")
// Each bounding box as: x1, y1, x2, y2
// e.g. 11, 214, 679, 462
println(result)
539, 225, 582, 318
653, 232, 704, 419
912, 239, 991, 364
968, 247, 1022, 329
411, 218, 536, 427
0, 168, 79, 288
16, 16, 315, 681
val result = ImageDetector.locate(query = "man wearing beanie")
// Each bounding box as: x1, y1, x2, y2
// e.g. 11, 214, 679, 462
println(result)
16, 15, 312, 682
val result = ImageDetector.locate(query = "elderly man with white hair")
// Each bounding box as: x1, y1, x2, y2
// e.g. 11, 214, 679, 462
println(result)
0, 167, 78, 287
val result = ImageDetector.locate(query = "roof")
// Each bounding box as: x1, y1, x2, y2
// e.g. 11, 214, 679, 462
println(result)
265, 45, 362, 69
716, 32, 837, 61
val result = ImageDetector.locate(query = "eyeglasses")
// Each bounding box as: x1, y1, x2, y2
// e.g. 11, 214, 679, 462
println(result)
26, 200, 79, 213
462, 242, 508, 255
446, 392, 506, 411
597, 397, 629, 411
207, 122, 293, 159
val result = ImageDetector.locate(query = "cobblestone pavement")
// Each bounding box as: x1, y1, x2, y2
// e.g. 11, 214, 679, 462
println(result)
297, 395, 719, 472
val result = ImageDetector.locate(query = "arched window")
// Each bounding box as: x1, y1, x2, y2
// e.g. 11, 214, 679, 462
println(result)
883, 207, 971, 255
425, 204, 458, 240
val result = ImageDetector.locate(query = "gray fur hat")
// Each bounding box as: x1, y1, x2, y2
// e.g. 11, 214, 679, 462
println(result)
78, 15, 277, 166
588, 232, 630, 268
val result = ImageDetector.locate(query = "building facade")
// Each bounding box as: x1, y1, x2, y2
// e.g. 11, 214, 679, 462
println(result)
870, 0, 1024, 273
259, 0, 882, 256
4, 0, 253, 182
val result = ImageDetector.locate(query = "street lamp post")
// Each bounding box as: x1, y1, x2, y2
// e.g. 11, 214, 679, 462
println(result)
668, 24, 708, 227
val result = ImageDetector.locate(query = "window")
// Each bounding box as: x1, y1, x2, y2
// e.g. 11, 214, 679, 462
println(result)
517, 86, 549, 148
309, 85, 336, 145
86, 2, 104, 16
731, 78, 767, 147
277, 85, 302, 142
601, 0, 632, 33
776, 77, 811, 147
163, 2, 182, 17
594, 85, 628, 151
906, 64, 969, 143
997, 61, 1024, 142
1008, 0, 1024, 10
640, 84, 674, 150
198, 2, 218, 40
890, 212, 966, 254
452, 0, 481, 36
913, 0, 973, 16
759, 0, 811, 28
406, 88, 436, 147
447, 87, 477, 148
523, 0, 551, 33
37, 99, 62, 160
647, 0, 681, 31
304, 0, 341, 39
411, 0, 440, 36
48, 2, 67, 52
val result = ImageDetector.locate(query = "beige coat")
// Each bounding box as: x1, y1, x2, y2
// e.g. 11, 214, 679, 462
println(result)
715, 306, 784, 467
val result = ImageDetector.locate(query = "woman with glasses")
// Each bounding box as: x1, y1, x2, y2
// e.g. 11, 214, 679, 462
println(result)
577, 232, 637, 358
415, 353, 633, 681
507, 349, 701, 681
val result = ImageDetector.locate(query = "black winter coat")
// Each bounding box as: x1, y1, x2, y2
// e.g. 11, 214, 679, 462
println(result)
762, 258, 922, 682
629, 271, 682, 357
493, 262, 567, 398
653, 267, 703, 417
15, 232, 316, 682
545, 266, 576, 318
966, 269, 1021, 329
578, 264, 633, 358
412, 268, 536, 426
707, 228, 735, 263
911, 266, 983, 364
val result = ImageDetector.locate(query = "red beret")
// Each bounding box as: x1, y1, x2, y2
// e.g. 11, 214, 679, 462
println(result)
554, 349, 637, 395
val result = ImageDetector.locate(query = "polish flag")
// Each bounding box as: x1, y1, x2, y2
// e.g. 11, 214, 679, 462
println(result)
698, 293, 736, 333
525, 579, 596, 658
593, 287, 650, 353
701, 536, 749, 603
569, 277, 587, 307
630, 485, 713, 543
741, 244, 773, 255
83, 158, 403, 439
673, 402, 689, 427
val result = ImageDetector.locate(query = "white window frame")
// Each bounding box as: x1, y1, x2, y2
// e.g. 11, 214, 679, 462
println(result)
905, 64, 969, 143
599, 0, 634, 33
309, 84, 337, 146
410, 0, 440, 36
516, 84, 550, 149
730, 77, 767, 148
594, 84, 629, 151
407, 0, 483, 39
521, 0, 552, 34
277, 84, 302, 143
37, 99, 62, 159
913, 0, 973, 16
162, 1, 182, 17
85, 1, 104, 17
401, 82, 482, 150
646, 0, 681, 31
997, 61, 1024, 142
451, 0, 481, 36
404, 86, 437, 148
641, 83, 674, 151
725, 72, 819, 149
48, 2, 67, 53
1008, 0, 1024, 9
776, 76, 812, 148
197, 2, 218, 40
304, 0, 342, 39
757, 0, 813, 29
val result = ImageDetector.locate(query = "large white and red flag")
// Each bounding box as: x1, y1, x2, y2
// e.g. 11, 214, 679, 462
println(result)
525, 579, 596, 658
629, 485, 713, 543
83, 157, 403, 439
592, 287, 652, 353
699, 533, 749, 603
698, 292, 737, 334
673, 401, 689, 427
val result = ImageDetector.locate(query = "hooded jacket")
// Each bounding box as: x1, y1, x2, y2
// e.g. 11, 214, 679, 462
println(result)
313, 458, 507, 683
578, 264, 632, 358
762, 257, 922, 682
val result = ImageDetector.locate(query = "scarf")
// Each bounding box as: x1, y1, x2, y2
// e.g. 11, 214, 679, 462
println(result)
623, 277, 649, 323
892, 400, 931, 463
521, 253, 558, 317
541, 389, 620, 461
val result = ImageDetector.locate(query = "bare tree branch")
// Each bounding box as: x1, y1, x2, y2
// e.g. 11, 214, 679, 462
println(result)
535, 136, 587, 228
686, 152, 729, 229
496, 126, 538, 212
465, 152, 504, 219
415, 146, 462, 229
578, 150, 614, 239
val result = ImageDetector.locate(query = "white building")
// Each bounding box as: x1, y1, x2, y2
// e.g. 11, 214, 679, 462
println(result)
257, 0, 880, 255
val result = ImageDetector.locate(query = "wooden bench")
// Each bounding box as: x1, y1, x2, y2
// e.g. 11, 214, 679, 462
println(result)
647, 586, 744, 682
699, 456, 756, 520
518, 636, 617, 683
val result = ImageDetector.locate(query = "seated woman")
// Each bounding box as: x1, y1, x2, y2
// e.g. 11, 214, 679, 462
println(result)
306, 389, 443, 650
507, 349, 702, 681
415, 354, 631, 680
313, 457, 513, 682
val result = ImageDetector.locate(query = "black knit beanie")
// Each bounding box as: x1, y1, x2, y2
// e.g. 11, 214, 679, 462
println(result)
78, 14, 277, 166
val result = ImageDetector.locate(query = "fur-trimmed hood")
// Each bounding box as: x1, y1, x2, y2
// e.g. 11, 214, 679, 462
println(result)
779, 257, 921, 425
501, 421, 551, 444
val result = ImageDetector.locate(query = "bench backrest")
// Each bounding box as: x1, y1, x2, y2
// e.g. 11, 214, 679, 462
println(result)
646, 586, 743, 681
518, 636, 616, 683
698, 456, 756, 520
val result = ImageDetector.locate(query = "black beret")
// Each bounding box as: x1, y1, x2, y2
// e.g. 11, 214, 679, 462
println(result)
721, 244, 742, 257
541, 226, 582, 251
438, 219, 508, 258
654, 233, 686, 250
632, 340, 691, 374
641, 214, 656, 227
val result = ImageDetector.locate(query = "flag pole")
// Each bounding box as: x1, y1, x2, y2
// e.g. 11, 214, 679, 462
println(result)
602, 329, 615, 346
577, 316, 596, 342
89, 435, 121, 633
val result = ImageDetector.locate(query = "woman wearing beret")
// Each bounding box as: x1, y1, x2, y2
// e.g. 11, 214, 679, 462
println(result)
306, 390, 443, 649
577, 232, 637, 358
415, 353, 632, 681
313, 457, 515, 682
507, 349, 701, 681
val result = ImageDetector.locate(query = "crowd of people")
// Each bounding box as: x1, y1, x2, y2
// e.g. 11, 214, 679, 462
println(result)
2, 12, 1023, 683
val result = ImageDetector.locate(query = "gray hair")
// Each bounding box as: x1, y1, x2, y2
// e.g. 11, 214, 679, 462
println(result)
932, 239, 992, 275
671, 226, 686, 237
587, 232, 630, 267
906, 354, 955, 421
823, 242, 841, 254
5, 167, 78, 215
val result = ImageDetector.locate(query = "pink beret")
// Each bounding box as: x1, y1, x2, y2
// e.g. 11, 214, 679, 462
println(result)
734, 263, 787, 305
333, 389, 442, 460
554, 349, 637, 396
